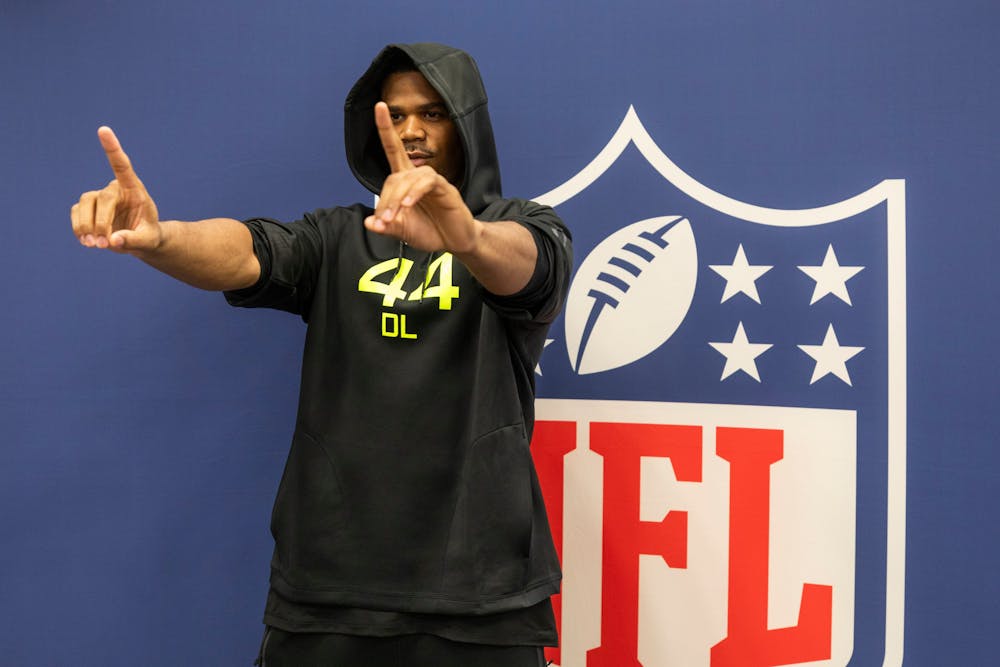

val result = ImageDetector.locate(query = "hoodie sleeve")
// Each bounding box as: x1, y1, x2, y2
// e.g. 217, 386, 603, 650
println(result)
480, 199, 573, 324
223, 214, 324, 320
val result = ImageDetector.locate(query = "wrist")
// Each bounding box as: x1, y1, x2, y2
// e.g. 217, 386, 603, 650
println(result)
128, 218, 168, 258
451, 217, 484, 259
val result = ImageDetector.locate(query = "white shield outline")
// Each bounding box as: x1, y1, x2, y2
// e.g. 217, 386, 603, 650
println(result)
533, 106, 906, 667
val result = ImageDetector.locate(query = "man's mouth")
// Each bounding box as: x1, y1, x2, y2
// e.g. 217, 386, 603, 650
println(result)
405, 149, 432, 166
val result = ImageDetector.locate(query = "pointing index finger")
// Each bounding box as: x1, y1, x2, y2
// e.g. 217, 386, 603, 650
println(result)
97, 126, 142, 189
374, 102, 412, 173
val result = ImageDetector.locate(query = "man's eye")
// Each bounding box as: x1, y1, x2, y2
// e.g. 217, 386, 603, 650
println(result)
424, 111, 443, 120
390, 114, 403, 122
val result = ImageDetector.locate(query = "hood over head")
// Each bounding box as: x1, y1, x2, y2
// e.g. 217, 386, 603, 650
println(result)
345, 43, 501, 215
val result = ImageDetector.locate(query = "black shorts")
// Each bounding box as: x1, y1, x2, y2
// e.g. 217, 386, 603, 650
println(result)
255, 627, 548, 667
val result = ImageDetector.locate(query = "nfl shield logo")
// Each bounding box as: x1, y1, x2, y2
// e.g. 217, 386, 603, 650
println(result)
530, 107, 906, 667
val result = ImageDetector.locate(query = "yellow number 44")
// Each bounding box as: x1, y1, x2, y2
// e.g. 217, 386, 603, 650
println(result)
357, 253, 459, 310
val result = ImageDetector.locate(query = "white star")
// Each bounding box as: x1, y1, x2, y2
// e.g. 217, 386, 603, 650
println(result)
798, 244, 864, 305
709, 244, 773, 304
708, 322, 773, 382
798, 324, 865, 385
535, 339, 555, 376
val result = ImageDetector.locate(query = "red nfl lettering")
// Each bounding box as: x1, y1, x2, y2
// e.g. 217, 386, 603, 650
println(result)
531, 411, 846, 667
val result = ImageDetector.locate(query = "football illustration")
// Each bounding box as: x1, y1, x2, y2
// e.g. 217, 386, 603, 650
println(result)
565, 216, 698, 374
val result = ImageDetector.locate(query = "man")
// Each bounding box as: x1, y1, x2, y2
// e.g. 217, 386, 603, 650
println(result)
71, 43, 572, 666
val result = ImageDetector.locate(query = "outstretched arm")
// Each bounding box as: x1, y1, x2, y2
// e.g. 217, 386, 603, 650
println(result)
363, 103, 537, 296
71, 127, 260, 291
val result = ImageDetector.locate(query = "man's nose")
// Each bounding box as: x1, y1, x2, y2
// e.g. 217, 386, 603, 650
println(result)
399, 116, 425, 140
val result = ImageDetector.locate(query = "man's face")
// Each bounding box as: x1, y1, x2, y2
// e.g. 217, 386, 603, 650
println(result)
381, 71, 464, 186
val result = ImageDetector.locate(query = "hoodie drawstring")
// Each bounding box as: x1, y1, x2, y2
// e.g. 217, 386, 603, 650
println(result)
397, 240, 435, 304
418, 250, 434, 304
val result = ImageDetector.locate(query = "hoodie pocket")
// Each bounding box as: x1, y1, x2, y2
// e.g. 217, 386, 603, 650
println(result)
443, 423, 534, 596
269, 430, 349, 580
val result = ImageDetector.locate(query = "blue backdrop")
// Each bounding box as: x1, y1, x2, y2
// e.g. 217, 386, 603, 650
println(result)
1, 1, 997, 664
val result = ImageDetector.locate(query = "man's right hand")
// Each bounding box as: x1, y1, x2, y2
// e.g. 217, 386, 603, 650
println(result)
71, 127, 162, 253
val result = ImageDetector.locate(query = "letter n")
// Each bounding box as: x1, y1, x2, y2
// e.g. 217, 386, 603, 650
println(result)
530, 420, 576, 667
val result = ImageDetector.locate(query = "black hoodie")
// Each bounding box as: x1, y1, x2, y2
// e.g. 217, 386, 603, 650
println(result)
226, 44, 572, 630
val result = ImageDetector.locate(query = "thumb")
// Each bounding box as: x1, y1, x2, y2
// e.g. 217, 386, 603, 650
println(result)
109, 228, 155, 251
108, 229, 133, 250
